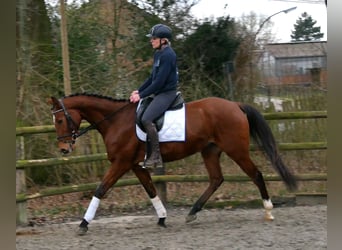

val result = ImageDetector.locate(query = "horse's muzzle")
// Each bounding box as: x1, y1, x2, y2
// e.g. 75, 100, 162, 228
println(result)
61, 148, 71, 155
58, 141, 75, 155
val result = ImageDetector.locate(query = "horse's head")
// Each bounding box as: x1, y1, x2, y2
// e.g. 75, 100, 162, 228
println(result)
48, 96, 82, 155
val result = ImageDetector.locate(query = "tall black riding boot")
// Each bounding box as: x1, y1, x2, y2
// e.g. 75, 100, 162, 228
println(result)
143, 122, 163, 168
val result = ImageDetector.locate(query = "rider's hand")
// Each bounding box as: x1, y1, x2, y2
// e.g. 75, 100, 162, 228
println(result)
130, 90, 140, 103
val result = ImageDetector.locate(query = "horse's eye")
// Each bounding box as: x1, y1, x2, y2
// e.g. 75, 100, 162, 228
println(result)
57, 119, 63, 124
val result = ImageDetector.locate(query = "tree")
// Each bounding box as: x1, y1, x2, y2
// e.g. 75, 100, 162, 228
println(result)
179, 16, 240, 99
16, 0, 60, 123
230, 11, 275, 103
291, 12, 324, 41
130, 0, 199, 25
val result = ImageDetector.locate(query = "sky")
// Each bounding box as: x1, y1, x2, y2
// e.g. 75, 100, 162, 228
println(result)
56, 0, 327, 42
191, 0, 327, 42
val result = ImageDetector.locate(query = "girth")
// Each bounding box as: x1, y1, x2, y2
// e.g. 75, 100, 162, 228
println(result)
136, 92, 184, 132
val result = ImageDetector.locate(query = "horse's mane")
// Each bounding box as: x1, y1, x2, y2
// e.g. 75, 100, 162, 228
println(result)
64, 92, 129, 103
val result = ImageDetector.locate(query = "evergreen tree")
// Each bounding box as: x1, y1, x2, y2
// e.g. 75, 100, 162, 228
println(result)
291, 12, 324, 41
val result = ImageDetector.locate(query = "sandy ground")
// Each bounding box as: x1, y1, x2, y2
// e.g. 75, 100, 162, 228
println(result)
16, 204, 326, 250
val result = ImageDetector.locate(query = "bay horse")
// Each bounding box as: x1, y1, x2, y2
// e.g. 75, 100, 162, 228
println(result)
48, 93, 297, 235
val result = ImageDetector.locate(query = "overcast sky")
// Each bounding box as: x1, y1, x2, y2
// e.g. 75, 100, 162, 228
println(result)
57, 0, 327, 42
191, 0, 327, 42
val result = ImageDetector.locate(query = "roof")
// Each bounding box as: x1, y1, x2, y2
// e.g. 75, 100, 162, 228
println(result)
264, 41, 327, 58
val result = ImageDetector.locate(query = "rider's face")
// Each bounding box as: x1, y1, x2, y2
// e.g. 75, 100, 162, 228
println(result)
150, 37, 163, 49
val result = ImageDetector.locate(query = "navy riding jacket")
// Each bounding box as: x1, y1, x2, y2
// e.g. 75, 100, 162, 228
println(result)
138, 45, 179, 98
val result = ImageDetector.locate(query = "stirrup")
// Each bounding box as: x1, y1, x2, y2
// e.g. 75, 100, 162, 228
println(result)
144, 160, 163, 169
142, 155, 163, 169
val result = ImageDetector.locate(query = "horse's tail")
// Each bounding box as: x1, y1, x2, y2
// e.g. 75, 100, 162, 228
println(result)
239, 103, 298, 191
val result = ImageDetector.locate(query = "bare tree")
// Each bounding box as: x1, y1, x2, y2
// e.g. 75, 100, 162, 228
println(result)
232, 12, 275, 102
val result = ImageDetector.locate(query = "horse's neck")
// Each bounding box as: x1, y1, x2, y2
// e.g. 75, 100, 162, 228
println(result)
67, 97, 131, 124
80, 99, 135, 138
85, 100, 130, 123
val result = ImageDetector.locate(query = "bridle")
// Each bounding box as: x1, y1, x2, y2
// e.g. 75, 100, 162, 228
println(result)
52, 98, 80, 145
52, 97, 131, 144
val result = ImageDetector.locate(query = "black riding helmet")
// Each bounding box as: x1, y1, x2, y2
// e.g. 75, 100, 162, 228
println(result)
146, 24, 172, 40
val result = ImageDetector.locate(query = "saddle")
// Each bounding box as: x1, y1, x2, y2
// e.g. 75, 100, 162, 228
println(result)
136, 92, 184, 132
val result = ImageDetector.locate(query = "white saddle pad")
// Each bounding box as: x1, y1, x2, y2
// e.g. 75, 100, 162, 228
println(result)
136, 104, 186, 142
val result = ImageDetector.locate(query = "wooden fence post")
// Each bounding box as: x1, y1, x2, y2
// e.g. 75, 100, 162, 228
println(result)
16, 136, 27, 225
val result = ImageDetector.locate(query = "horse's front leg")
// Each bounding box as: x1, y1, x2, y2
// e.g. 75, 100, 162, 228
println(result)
78, 162, 130, 235
132, 164, 167, 227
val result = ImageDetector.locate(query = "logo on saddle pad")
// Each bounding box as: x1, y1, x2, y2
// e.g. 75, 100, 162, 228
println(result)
135, 93, 186, 142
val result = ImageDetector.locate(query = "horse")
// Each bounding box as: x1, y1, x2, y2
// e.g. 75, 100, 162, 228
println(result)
48, 93, 297, 235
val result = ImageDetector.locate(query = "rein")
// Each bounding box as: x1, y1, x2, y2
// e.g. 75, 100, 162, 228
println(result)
54, 97, 131, 143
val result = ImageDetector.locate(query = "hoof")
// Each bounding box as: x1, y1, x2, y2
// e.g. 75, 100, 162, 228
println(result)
185, 214, 197, 223
264, 211, 275, 221
264, 215, 275, 221
77, 226, 88, 236
158, 218, 167, 228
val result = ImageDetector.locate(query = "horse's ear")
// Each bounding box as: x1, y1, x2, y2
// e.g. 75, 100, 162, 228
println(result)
48, 97, 60, 109
48, 97, 58, 105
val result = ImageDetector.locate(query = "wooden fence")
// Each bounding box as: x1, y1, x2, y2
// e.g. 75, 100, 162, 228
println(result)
16, 111, 327, 224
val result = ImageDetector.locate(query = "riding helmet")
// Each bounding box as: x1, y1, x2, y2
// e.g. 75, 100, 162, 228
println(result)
146, 24, 172, 40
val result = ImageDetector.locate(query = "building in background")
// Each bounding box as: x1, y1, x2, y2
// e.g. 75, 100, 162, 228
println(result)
257, 41, 327, 87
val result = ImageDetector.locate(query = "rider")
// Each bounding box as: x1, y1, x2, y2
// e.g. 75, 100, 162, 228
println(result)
130, 24, 179, 169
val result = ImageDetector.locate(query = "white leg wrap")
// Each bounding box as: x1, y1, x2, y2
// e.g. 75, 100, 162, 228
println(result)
151, 196, 167, 218
84, 196, 100, 223
263, 199, 273, 210
263, 199, 274, 221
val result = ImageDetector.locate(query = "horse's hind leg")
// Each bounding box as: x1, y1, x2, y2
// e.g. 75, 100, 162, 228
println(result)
186, 143, 224, 223
132, 164, 167, 227
231, 154, 274, 221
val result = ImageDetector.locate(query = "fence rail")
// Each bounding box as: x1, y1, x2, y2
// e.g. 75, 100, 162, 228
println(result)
16, 173, 327, 203
15, 111, 327, 136
15, 142, 327, 169
16, 111, 327, 225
